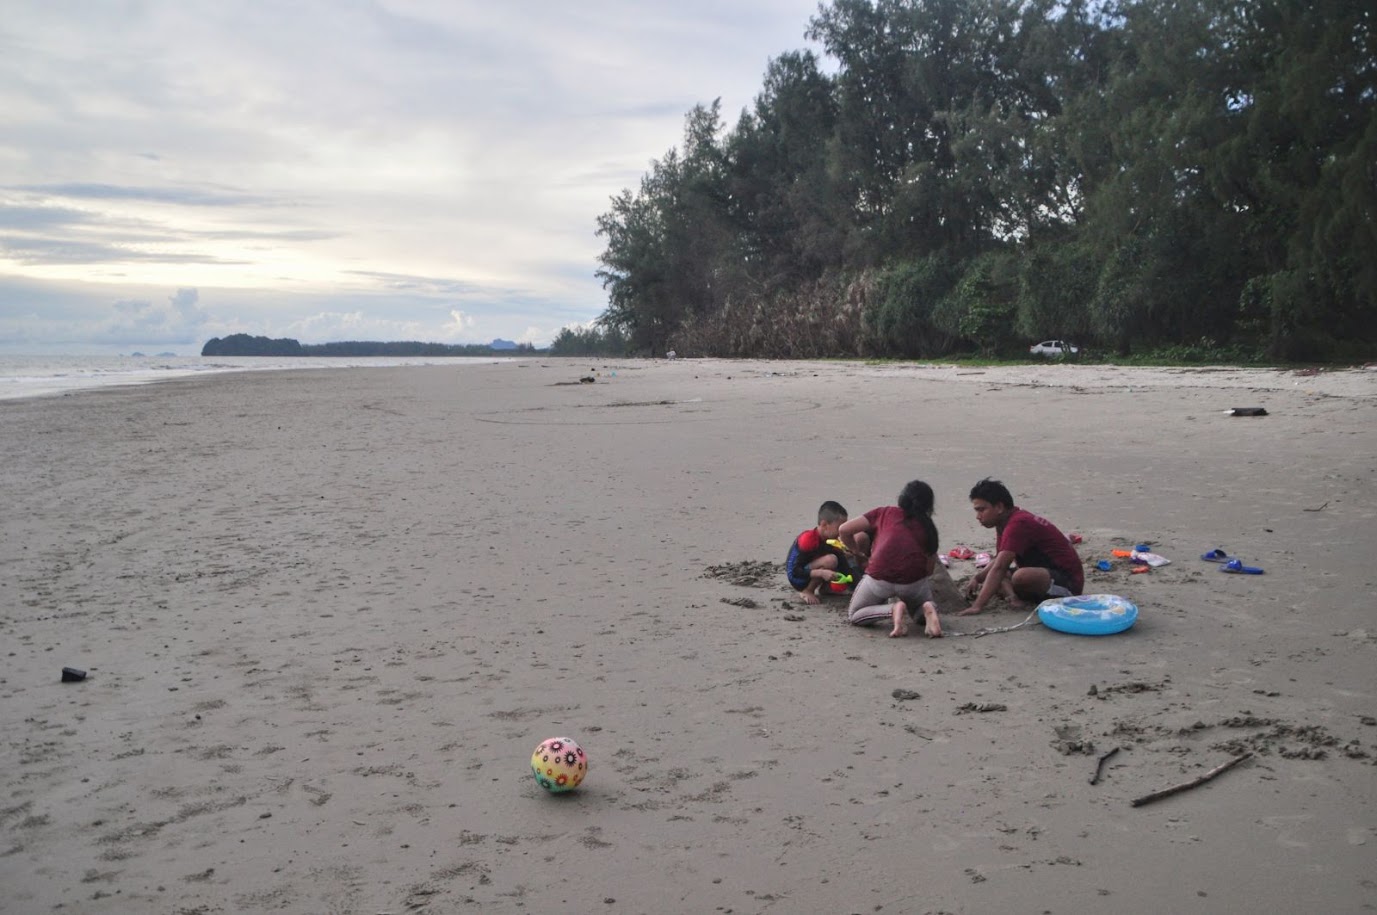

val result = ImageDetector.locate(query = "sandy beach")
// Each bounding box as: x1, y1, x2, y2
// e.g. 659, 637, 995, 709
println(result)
2, 358, 1374, 914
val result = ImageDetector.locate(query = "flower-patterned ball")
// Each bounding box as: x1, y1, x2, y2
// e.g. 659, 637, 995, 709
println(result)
531, 737, 588, 793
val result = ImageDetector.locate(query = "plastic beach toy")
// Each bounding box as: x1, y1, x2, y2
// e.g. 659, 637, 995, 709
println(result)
1037, 594, 1139, 636
531, 737, 588, 793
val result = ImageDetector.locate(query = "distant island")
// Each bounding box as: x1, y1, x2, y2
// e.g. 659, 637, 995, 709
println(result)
201, 334, 537, 357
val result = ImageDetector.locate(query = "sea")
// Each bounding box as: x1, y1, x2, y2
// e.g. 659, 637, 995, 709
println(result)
0, 353, 526, 402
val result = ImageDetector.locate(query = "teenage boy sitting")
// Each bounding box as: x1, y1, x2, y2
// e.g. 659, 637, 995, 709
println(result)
960, 478, 1083, 615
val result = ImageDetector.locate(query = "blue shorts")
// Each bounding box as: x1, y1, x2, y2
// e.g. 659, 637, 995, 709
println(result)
786, 544, 853, 590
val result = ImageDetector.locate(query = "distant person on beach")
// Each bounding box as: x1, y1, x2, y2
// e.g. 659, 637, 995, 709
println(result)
785, 501, 861, 604
838, 481, 942, 638
960, 478, 1084, 614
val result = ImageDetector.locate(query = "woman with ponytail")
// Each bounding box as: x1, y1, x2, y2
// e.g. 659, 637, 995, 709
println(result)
838, 480, 942, 638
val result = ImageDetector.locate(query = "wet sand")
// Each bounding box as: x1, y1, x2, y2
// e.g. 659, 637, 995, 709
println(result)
2, 359, 1374, 914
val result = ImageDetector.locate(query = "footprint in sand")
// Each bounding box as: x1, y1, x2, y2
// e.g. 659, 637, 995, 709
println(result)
1261, 813, 1311, 848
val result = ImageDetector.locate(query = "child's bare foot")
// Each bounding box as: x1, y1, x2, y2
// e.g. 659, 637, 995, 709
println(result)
889, 600, 910, 637
922, 601, 943, 638
799, 591, 821, 605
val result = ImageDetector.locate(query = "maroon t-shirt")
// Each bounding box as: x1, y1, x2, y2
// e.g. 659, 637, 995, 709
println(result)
863, 506, 934, 584
997, 507, 1084, 594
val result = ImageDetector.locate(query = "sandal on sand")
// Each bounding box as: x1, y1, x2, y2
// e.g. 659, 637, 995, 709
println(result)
1221, 559, 1265, 574
974, 552, 991, 569
1201, 549, 1231, 562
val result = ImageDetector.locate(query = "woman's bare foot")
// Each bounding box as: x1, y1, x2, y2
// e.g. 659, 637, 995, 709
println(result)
889, 600, 910, 637
921, 601, 943, 638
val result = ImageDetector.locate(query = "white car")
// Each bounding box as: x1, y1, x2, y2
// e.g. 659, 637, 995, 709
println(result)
1029, 340, 1079, 357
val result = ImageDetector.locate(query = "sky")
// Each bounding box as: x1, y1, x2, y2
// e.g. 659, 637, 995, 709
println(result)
0, 1, 828, 353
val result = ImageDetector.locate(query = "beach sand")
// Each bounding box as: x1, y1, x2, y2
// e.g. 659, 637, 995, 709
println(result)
2, 359, 1374, 914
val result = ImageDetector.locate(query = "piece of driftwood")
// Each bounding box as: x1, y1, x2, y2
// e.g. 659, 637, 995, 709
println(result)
1089, 746, 1120, 785
1130, 752, 1252, 807
948, 606, 1041, 638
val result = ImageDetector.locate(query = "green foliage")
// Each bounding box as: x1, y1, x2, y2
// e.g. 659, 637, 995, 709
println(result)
725, 51, 847, 289
935, 250, 1020, 356
1014, 239, 1096, 342
202, 334, 304, 356
548, 325, 629, 357
867, 256, 958, 357
199, 336, 526, 357
1122, 338, 1266, 365
590, 0, 1377, 364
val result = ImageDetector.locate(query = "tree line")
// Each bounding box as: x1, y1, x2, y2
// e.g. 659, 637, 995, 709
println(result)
567, 0, 1375, 362
202, 335, 537, 357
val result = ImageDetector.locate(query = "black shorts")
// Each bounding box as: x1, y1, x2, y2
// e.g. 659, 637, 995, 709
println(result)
1048, 565, 1077, 592
1016, 547, 1080, 597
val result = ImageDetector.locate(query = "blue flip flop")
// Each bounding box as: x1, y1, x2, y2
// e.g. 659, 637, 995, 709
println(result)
1220, 559, 1264, 574
1201, 549, 1230, 562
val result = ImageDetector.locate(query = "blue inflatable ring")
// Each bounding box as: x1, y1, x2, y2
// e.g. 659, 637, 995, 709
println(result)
1037, 594, 1139, 636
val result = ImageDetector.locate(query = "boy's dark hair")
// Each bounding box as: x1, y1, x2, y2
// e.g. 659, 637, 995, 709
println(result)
897, 480, 940, 554
969, 478, 1014, 509
817, 501, 847, 524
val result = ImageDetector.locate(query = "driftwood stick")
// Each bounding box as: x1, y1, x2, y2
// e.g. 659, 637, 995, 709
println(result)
948, 607, 1041, 638
1302, 501, 1329, 512
1130, 752, 1253, 807
1089, 746, 1120, 785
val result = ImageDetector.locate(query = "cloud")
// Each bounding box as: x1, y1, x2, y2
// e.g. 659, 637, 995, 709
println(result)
0, 269, 607, 351
0, 284, 211, 346
517, 324, 552, 345
101, 287, 210, 343
0, 199, 340, 269
0, 204, 96, 230
344, 270, 486, 296
8, 183, 276, 207
446, 309, 474, 332
0, 235, 244, 266
280, 308, 475, 344
0, 0, 827, 348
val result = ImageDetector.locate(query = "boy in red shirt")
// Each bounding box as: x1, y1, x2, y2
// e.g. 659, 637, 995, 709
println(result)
961, 478, 1083, 615
785, 501, 862, 604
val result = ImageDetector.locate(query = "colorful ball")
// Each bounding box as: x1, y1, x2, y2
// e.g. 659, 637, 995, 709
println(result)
530, 737, 588, 793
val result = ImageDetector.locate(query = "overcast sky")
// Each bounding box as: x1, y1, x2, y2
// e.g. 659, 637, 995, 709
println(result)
0, 1, 826, 353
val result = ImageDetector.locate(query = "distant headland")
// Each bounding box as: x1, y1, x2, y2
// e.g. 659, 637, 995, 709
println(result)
201, 334, 537, 357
